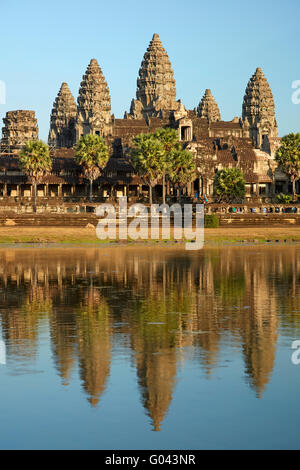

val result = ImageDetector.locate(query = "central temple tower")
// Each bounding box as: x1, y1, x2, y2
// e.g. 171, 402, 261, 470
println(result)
128, 33, 182, 120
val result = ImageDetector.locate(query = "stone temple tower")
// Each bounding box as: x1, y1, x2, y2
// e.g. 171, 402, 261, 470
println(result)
76, 58, 112, 139
1, 110, 38, 154
48, 82, 77, 148
128, 33, 181, 120
197, 89, 221, 122
242, 67, 278, 148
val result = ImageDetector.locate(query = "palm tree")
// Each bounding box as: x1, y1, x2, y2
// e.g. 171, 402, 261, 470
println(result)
169, 149, 195, 202
154, 128, 181, 203
275, 133, 300, 201
19, 140, 52, 212
214, 168, 246, 203
75, 134, 109, 202
130, 133, 165, 204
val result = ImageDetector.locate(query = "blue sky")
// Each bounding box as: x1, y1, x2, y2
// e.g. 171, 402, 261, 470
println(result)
0, 0, 299, 140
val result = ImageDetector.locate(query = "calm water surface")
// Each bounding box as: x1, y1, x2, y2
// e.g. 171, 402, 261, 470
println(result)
0, 245, 300, 449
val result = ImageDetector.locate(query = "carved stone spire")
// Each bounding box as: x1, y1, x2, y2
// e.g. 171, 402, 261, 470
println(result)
76, 58, 111, 138
1, 110, 38, 154
242, 67, 277, 148
197, 89, 221, 122
128, 33, 179, 119
48, 82, 77, 148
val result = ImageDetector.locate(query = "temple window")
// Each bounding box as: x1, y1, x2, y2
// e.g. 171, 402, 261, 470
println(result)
259, 184, 267, 195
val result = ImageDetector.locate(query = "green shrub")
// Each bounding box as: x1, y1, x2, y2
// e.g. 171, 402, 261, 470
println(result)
204, 214, 219, 228
276, 193, 293, 203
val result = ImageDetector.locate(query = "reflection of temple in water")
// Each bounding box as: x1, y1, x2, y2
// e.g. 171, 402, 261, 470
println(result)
77, 291, 111, 406
0, 247, 299, 426
50, 310, 77, 386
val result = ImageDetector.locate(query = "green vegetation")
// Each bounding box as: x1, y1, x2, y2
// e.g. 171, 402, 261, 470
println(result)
75, 134, 109, 202
214, 168, 246, 203
19, 140, 52, 212
204, 214, 219, 228
153, 128, 182, 204
275, 133, 300, 201
276, 193, 294, 204
130, 133, 165, 204
130, 128, 195, 204
168, 149, 195, 201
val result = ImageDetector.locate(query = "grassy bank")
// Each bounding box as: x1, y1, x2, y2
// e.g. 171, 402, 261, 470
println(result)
0, 226, 299, 245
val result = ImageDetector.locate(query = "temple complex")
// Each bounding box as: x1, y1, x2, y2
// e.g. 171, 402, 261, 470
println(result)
0, 33, 289, 203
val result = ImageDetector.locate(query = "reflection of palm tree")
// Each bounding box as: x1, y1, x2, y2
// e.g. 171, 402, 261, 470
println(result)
0, 287, 50, 361
76, 290, 111, 407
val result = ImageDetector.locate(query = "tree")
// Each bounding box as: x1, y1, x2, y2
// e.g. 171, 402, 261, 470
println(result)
168, 149, 195, 201
275, 133, 300, 201
130, 133, 165, 204
75, 134, 109, 202
154, 128, 181, 203
19, 140, 52, 212
214, 168, 246, 203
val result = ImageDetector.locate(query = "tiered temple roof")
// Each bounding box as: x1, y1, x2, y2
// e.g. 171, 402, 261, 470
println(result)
197, 89, 221, 122
127, 33, 180, 120
242, 67, 278, 147
48, 82, 77, 148
77, 58, 111, 138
